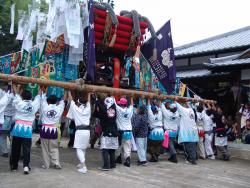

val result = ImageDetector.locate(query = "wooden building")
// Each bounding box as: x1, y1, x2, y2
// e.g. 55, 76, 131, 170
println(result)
174, 26, 250, 116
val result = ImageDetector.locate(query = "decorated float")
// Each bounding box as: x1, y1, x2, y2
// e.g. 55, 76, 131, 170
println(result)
0, 0, 214, 104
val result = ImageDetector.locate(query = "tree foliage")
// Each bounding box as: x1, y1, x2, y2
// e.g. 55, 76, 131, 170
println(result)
0, 0, 48, 56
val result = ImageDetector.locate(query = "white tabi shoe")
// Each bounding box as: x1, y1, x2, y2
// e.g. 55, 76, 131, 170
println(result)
78, 166, 87, 174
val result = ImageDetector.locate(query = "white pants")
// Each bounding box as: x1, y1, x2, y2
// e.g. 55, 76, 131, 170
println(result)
117, 139, 132, 159
136, 138, 147, 162
197, 137, 206, 159
76, 148, 86, 165
205, 133, 214, 156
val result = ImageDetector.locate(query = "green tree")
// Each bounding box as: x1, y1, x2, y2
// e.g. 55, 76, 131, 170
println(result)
0, 0, 48, 56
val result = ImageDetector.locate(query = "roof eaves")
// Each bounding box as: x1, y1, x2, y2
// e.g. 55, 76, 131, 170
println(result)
175, 26, 250, 52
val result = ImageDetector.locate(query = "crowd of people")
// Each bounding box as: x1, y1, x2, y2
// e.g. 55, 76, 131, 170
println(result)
1, 83, 249, 175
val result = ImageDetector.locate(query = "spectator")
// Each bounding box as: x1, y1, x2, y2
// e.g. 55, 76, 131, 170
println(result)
242, 119, 250, 144
132, 105, 148, 166
239, 103, 250, 129
213, 105, 230, 161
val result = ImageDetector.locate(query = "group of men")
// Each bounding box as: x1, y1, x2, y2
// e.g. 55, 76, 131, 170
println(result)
0, 83, 230, 175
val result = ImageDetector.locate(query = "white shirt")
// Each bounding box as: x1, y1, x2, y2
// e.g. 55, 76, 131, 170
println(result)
148, 105, 163, 129
0, 90, 12, 124
4, 93, 16, 117
13, 94, 41, 122
115, 104, 133, 131
202, 111, 214, 132
66, 101, 91, 126
40, 94, 65, 125
161, 103, 179, 131
196, 112, 204, 127
176, 103, 197, 132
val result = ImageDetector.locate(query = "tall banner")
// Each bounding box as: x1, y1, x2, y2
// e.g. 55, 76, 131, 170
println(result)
141, 20, 176, 94
86, 0, 96, 81
26, 48, 40, 96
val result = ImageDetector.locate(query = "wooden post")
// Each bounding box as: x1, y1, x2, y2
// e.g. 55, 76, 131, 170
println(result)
0, 73, 215, 104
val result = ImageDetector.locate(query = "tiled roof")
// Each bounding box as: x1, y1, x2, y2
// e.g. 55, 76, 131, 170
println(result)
175, 26, 250, 57
177, 69, 211, 78
205, 57, 250, 68
204, 49, 250, 67
177, 69, 230, 79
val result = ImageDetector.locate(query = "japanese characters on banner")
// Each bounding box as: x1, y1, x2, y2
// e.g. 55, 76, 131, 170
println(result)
141, 20, 176, 94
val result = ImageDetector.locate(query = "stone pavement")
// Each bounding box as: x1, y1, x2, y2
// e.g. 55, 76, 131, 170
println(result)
0, 136, 250, 188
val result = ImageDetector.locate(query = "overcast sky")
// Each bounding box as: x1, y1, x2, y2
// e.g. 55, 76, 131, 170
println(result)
114, 0, 250, 47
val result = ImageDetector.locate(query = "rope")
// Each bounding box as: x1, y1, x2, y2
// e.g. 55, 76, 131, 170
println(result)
94, 2, 118, 25
102, 14, 113, 47
120, 10, 141, 38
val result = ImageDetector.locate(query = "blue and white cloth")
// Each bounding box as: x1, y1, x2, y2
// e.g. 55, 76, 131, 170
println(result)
11, 120, 33, 139
149, 127, 164, 141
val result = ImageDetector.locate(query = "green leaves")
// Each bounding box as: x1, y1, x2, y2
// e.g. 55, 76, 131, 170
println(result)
0, 0, 48, 56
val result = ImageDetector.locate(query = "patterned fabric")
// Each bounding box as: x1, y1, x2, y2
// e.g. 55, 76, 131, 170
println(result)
100, 136, 119, 149
215, 135, 227, 146
140, 55, 152, 92
40, 124, 58, 139
11, 120, 33, 139
25, 48, 40, 96
149, 127, 164, 141
178, 129, 199, 144
1, 55, 12, 74
10, 52, 21, 74
132, 113, 148, 138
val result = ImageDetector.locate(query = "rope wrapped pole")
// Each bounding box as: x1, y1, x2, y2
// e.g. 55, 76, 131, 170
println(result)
0, 73, 215, 104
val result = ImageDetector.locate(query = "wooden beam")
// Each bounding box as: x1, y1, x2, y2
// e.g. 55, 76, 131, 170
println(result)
0, 73, 215, 104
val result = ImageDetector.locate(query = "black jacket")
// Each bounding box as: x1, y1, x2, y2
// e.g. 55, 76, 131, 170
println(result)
94, 104, 118, 137
213, 111, 227, 137
132, 113, 148, 138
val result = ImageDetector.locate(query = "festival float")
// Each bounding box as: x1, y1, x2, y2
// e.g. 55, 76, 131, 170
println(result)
0, 0, 215, 104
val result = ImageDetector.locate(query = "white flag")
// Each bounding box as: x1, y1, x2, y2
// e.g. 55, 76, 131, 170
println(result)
10, 4, 15, 34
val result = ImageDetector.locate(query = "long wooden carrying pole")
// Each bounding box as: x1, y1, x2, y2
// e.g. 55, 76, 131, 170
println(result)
0, 73, 215, 104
